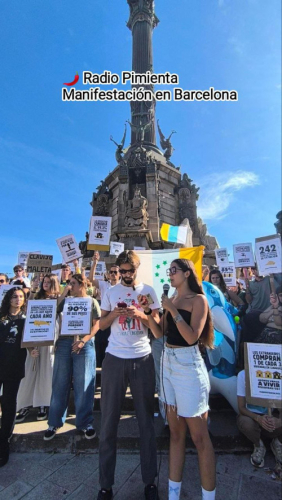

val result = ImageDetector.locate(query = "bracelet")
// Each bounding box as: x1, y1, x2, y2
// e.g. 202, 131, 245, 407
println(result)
173, 313, 183, 324
79, 340, 85, 345
144, 309, 152, 316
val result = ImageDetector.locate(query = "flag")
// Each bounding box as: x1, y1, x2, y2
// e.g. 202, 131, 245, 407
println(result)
160, 223, 188, 244
136, 246, 204, 302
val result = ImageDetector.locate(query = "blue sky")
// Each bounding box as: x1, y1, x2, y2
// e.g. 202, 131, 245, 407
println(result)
1, 0, 281, 274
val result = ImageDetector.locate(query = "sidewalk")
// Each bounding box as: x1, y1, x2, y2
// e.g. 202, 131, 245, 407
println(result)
0, 450, 280, 499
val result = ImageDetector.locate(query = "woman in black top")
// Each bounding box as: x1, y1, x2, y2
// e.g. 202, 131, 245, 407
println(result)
138, 259, 216, 500
0, 287, 27, 467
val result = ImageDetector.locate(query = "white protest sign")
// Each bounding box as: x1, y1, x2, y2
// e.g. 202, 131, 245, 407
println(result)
22, 300, 57, 347
245, 343, 282, 407
255, 235, 282, 276
94, 261, 106, 281
233, 243, 255, 268
219, 263, 236, 287
88, 216, 112, 246
61, 297, 92, 335
215, 248, 229, 266
110, 241, 124, 256
18, 251, 41, 269
56, 234, 82, 263
0, 285, 22, 306
27, 254, 53, 275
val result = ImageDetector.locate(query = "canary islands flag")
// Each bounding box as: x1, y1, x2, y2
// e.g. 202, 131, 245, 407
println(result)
160, 223, 188, 244
136, 246, 204, 302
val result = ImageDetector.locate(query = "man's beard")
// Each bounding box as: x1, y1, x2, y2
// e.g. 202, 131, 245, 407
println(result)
122, 277, 134, 286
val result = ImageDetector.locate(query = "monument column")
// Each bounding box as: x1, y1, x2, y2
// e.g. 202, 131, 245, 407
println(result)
127, 0, 159, 145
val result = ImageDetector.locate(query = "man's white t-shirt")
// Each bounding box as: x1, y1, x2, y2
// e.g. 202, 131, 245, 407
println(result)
101, 283, 160, 359
99, 281, 114, 302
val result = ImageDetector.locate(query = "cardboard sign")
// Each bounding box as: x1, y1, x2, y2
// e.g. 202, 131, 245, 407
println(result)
94, 261, 106, 281
0, 285, 22, 306
110, 241, 124, 256
215, 248, 229, 266
22, 300, 57, 347
219, 263, 236, 287
255, 235, 282, 276
26, 254, 53, 275
18, 251, 41, 270
88, 216, 112, 249
61, 297, 93, 335
244, 343, 282, 409
56, 234, 82, 263
233, 243, 255, 268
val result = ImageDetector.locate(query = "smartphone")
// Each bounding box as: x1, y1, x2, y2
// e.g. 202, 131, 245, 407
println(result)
117, 302, 127, 308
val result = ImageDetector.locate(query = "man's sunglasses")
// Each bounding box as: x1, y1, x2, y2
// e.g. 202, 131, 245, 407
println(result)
109, 270, 119, 275
119, 269, 135, 275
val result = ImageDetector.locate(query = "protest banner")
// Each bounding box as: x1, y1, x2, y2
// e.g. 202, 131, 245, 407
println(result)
18, 251, 41, 269
215, 248, 229, 266
233, 243, 255, 268
87, 216, 112, 251
56, 234, 82, 263
219, 263, 236, 287
94, 261, 106, 281
0, 285, 22, 306
110, 241, 124, 256
61, 297, 93, 335
244, 343, 282, 410
26, 254, 53, 275
255, 235, 282, 277
22, 300, 57, 347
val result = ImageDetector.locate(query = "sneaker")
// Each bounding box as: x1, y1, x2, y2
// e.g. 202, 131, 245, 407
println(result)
250, 439, 266, 467
37, 407, 47, 421
15, 408, 30, 423
83, 425, 96, 440
271, 438, 282, 463
97, 488, 113, 500
43, 427, 58, 441
144, 484, 159, 500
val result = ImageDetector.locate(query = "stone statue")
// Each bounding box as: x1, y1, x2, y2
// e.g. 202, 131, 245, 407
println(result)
110, 124, 127, 164
124, 186, 149, 229
126, 119, 151, 143
157, 120, 176, 160
274, 211, 282, 237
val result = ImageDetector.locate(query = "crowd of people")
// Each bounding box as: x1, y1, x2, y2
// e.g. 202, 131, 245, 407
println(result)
0, 252, 281, 500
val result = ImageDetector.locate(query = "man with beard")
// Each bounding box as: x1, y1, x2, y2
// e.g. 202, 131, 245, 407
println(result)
96, 250, 160, 500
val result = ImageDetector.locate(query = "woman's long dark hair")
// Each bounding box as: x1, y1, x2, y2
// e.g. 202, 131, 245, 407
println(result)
35, 274, 60, 300
0, 287, 26, 319
172, 259, 214, 349
209, 269, 227, 293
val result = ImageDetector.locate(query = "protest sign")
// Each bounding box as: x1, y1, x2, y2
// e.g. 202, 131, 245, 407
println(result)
82, 256, 92, 269
56, 234, 82, 263
51, 269, 62, 282
61, 297, 93, 335
22, 300, 57, 347
244, 343, 282, 409
27, 254, 53, 275
0, 285, 22, 306
88, 216, 112, 250
219, 263, 236, 287
110, 241, 124, 256
255, 235, 282, 276
94, 261, 106, 281
18, 251, 41, 269
215, 248, 229, 266
233, 243, 255, 268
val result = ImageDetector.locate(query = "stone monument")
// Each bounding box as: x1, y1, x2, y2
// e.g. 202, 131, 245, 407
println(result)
81, 0, 218, 262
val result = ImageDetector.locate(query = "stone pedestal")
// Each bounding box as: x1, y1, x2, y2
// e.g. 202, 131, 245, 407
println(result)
116, 229, 153, 249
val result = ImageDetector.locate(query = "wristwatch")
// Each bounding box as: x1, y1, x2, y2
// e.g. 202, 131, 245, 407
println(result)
173, 313, 183, 324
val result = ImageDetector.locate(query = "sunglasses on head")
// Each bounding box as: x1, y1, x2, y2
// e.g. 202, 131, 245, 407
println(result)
109, 270, 119, 275
119, 268, 135, 275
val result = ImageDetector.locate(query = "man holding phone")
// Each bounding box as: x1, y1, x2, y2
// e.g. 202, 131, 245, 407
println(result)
97, 250, 160, 500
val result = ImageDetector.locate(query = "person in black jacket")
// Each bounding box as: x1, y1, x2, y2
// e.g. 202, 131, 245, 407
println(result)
0, 287, 27, 467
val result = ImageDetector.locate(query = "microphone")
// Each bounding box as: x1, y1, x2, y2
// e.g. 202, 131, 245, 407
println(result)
163, 284, 170, 297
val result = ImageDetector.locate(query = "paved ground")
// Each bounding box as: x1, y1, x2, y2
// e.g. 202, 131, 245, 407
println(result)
0, 450, 280, 500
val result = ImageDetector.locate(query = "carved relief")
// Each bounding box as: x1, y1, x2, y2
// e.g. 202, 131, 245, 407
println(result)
124, 186, 149, 229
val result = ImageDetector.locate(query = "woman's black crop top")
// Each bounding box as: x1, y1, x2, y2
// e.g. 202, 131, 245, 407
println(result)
166, 309, 198, 347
